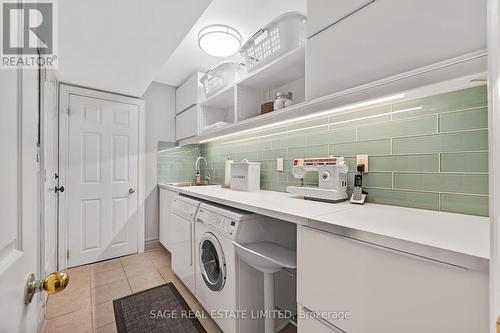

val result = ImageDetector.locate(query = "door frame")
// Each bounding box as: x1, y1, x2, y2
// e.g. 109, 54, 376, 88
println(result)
57, 84, 146, 269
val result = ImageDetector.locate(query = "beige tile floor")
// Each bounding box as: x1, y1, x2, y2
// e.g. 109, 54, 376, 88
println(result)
44, 246, 222, 333
44, 246, 297, 333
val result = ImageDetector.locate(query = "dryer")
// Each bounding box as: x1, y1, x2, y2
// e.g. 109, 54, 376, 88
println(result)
170, 195, 202, 294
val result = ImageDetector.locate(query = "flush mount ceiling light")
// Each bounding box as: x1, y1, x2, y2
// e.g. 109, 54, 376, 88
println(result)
198, 25, 242, 57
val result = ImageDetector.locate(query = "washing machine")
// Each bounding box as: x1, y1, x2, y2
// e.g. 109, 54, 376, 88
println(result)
170, 195, 202, 294
194, 202, 296, 333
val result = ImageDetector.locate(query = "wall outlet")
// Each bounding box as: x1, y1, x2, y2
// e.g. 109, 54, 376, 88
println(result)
276, 158, 284, 172
356, 154, 369, 173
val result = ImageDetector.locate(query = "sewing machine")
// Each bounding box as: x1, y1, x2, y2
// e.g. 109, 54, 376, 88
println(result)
286, 156, 348, 202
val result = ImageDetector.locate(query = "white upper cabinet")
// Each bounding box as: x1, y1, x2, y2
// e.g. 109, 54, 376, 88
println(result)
175, 105, 200, 140
307, 0, 374, 37
175, 72, 203, 114
306, 0, 487, 100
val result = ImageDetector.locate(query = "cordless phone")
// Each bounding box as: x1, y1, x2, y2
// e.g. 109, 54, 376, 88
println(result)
350, 170, 367, 205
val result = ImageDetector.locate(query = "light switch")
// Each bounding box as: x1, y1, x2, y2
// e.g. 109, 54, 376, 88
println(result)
276, 158, 284, 172
356, 154, 369, 173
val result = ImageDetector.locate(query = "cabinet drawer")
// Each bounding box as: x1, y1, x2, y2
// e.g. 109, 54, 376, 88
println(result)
175, 105, 199, 140
297, 225, 488, 333
307, 0, 374, 37
306, 0, 486, 100
175, 72, 202, 114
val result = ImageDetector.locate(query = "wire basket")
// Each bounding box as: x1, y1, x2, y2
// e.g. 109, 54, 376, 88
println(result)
200, 62, 246, 98
240, 12, 306, 73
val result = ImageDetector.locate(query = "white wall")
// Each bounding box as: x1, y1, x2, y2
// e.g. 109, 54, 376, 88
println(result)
142, 82, 176, 241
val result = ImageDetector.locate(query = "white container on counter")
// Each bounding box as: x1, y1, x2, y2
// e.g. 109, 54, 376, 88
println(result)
224, 158, 234, 188
230, 160, 261, 192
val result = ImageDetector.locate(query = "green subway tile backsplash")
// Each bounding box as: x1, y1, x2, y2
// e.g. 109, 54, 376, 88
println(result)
369, 155, 439, 172
440, 152, 488, 173
306, 128, 356, 146
440, 194, 489, 217
438, 107, 488, 132
331, 139, 391, 156
392, 85, 487, 119
364, 188, 440, 211
392, 130, 488, 154
357, 116, 437, 141
394, 173, 488, 195
158, 85, 488, 216
157, 143, 200, 184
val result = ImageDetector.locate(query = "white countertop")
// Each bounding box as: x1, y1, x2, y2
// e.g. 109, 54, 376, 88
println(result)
159, 184, 490, 270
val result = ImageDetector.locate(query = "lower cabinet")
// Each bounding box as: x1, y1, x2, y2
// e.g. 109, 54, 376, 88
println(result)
159, 188, 178, 251
297, 225, 488, 333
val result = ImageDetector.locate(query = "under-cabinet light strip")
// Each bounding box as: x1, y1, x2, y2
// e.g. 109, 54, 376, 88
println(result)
219, 106, 423, 145
199, 93, 406, 143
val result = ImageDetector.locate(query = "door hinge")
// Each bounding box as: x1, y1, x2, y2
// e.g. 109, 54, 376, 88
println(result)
67, 107, 71, 115
66, 250, 69, 259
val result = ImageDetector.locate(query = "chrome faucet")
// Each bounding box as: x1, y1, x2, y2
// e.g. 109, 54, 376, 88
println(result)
194, 156, 211, 185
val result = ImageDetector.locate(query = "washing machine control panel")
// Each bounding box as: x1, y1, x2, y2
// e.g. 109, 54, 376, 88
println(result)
196, 208, 239, 239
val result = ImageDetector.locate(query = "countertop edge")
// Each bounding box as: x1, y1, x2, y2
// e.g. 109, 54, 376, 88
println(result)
158, 183, 489, 272
305, 219, 489, 273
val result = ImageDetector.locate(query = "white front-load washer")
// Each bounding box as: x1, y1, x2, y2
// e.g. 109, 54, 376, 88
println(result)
170, 195, 201, 294
194, 203, 262, 333
194, 202, 297, 333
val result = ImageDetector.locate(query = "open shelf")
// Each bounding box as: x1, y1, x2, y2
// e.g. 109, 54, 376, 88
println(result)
238, 47, 305, 90
199, 85, 236, 134
200, 85, 235, 109
236, 47, 306, 122
181, 46, 308, 143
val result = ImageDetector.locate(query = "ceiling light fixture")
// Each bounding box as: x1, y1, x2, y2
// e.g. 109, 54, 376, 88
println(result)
198, 24, 242, 57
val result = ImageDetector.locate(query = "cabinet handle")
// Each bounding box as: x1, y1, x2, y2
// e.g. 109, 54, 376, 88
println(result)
309, 0, 376, 39
302, 306, 347, 333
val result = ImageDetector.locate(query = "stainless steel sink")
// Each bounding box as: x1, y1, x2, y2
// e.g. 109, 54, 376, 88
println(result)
167, 182, 221, 188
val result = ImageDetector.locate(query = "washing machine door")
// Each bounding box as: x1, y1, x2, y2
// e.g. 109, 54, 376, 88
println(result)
199, 232, 226, 292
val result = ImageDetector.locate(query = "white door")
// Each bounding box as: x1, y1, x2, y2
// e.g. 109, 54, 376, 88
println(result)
490, 1, 500, 332
0, 68, 42, 330
65, 94, 140, 267
41, 69, 59, 275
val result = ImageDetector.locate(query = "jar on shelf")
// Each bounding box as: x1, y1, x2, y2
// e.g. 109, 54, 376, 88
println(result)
273, 91, 294, 111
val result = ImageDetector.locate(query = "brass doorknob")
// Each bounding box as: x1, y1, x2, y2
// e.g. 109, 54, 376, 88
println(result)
497, 315, 500, 333
24, 271, 69, 304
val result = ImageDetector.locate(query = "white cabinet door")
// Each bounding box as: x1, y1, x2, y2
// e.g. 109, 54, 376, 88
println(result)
297, 225, 488, 333
159, 188, 178, 251
306, 0, 486, 100
307, 0, 374, 37
170, 213, 195, 293
175, 105, 199, 141
175, 72, 202, 114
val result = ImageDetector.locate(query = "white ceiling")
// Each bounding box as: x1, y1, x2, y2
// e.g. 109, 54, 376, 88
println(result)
154, 0, 306, 87
56, 0, 211, 97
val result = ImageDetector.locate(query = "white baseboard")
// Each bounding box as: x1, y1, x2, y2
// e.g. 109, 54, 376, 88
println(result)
144, 239, 162, 251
